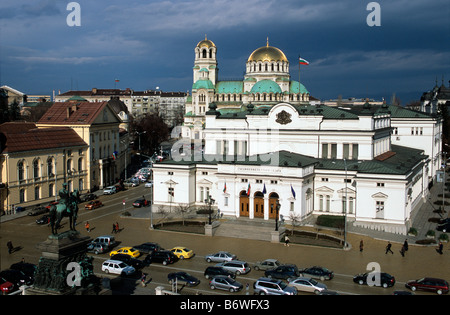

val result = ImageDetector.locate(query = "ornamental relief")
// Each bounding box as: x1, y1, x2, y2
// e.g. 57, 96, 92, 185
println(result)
275, 110, 292, 125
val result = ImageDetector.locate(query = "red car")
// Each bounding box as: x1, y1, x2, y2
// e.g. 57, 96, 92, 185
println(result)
405, 277, 449, 295
0, 277, 14, 294
85, 200, 103, 210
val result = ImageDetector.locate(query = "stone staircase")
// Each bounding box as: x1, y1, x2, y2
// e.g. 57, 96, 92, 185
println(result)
214, 218, 280, 242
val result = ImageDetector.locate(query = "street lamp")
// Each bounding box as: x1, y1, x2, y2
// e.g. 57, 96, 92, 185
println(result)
205, 194, 215, 225
275, 200, 281, 231
135, 131, 147, 152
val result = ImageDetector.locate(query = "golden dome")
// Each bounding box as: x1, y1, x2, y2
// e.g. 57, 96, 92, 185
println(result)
197, 35, 216, 48
248, 40, 288, 63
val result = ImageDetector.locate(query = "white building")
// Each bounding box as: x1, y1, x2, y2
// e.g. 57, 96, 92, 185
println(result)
153, 38, 441, 235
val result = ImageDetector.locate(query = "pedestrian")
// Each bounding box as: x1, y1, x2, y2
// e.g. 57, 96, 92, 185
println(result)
359, 240, 364, 252
7, 240, 13, 254
400, 245, 406, 257
85, 221, 90, 232
436, 241, 444, 255
385, 241, 393, 254
284, 235, 290, 247
403, 239, 409, 252
140, 272, 147, 287
115, 222, 119, 233
245, 283, 250, 295
112, 223, 116, 234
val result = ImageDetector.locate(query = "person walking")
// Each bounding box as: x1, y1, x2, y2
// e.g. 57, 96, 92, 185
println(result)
284, 235, 290, 247
112, 223, 117, 234
385, 241, 394, 254
403, 239, 409, 252
85, 221, 90, 232
400, 244, 406, 257
7, 240, 13, 254
140, 272, 147, 287
436, 241, 444, 255
359, 240, 364, 252
115, 222, 120, 233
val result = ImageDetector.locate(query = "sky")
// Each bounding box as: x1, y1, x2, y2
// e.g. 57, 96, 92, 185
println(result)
0, 0, 449, 104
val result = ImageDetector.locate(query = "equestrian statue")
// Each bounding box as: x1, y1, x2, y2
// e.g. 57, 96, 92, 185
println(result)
49, 183, 81, 235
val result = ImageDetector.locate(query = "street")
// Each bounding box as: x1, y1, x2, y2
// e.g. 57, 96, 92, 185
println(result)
1, 184, 449, 296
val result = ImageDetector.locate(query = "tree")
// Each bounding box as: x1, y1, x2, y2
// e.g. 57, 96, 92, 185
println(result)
130, 113, 170, 155
288, 212, 302, 235
176, 203, 193, 226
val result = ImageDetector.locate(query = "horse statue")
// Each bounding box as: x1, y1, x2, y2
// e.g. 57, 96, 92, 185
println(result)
49, 183, 81, 235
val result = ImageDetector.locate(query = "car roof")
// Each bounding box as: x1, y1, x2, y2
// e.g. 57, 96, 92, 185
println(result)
104, 259, 125, 264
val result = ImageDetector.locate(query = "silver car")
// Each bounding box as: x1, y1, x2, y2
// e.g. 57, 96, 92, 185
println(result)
209, 276, 243, 293
215, 260, 251, 275
288, 277, 327, 294
205, 251, 237, 263
253, 277, 297, 295
254, 259, 281, 271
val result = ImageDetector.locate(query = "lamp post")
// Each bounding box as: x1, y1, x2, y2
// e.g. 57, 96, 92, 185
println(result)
205, 194, 215, 225
275, 200, 281, 231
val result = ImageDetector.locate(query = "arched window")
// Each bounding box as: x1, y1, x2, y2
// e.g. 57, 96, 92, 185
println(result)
18, 160, 25, 182
33, 158, 40, 179
202, 49, 207, 58
47, 157, 54, 176
67, 159, 72, 174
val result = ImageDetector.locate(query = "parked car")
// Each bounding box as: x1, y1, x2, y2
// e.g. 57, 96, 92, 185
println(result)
171, 246, 194, 260
210, 276, 243, 292
103, 186, 117, 195
87, 242, 107, 254
124, 179, 139, 187
110, 254, 144, 269
132, 198, 148, 207
90, 235, 117, 250
101, 260, 135, 275
0, 269, 33, 290
436, 223, 450, 233
45, 201, 58, 210
10, 262, 36, 282
205, 251, 237, 263
0, 276, 14, 294
27, 206, 48, 216
289, 277, 328, 294
353, 272, 395, 288
168, 272, 200, 287
405, 277, 449, 295
204, 266, 236, 279
265, 264, 299, 281
36, 214, 51, 225
84, 200, 103, 210
82, 193, 97, 202
109, 247, 140, 258
144, 181, 153, 188
144, 250, 178, 266
438, 218, 450, 225
133, 242, 162, 254
253, 277, 297, 295
299, 266, 334, 281
254, 259, 282, 271
215, 260, 251, 275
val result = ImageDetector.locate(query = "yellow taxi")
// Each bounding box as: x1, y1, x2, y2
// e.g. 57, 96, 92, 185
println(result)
170, 246, 194, 260
109, 247, 140, 258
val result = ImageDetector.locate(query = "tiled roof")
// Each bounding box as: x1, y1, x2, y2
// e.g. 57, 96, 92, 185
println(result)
0, 122, 87, 154
37, 101, 108, 125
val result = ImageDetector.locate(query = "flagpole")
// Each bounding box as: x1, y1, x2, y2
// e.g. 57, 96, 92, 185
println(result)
298, 55, 301, 92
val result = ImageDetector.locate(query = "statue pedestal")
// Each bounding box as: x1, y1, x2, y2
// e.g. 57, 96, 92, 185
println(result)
27, 231, 108, 295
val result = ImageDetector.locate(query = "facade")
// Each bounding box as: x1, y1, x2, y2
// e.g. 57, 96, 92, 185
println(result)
152, 38, 441, 235
55, 88, 187, 127
420, 80, 450, 114
0, 122, 88, 213
37, 100, 124, 191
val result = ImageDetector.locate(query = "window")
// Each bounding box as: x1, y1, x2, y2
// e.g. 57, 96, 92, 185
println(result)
377, 182, 385, 187
202, 172, 208, 175
168, 187, 174, 202
168, 171, 174, 175
290, 202, 294, 211
319, 195, 324, 211
49, 183, 54, 197
376, 201, 384, 212
321, 178, 329, 182
18, 161, 25, 182
34, 186, 40, 200
270, 180, 278, 184
256, 179, 263, 184
241, 179, 248, 183
47, 158, 54, 176
33, 159, 40, 179
224, 197, 228, 207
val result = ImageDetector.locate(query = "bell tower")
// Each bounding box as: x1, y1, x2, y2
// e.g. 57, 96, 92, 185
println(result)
193, 35, 218, 85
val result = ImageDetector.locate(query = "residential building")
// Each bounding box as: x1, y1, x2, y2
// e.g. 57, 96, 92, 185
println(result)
0, 122, 88, 213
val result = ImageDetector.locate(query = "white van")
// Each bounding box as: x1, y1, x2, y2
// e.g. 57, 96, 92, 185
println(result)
90, 235, 116, 250
102, 260, 135, 275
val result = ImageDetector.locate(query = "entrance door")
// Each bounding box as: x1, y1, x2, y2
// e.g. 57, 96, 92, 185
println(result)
268, 192, 279, 220
239, 190, 249, 217
254, 192, 264, 218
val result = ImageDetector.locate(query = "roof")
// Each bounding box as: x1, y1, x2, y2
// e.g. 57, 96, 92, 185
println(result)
215, 81, 243, 94
248, 45, 288, 63
250, 80, 282, 94
0, 122, 87, 154
192, 79, 215, 91
37, 101, 110, 125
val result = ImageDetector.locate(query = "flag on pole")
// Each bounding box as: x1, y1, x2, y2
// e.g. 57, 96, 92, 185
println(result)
299, 57, 309, 65
262, 183, 267, 194
115, 79, 120, 82
223, 181, 227, 193
247, 183, 251, 196
291, 184, 296, 199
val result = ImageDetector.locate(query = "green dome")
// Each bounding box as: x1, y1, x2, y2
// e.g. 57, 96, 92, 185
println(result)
192, 79, 214, 90
289, 81, 309, 94
250, 80, 282, 94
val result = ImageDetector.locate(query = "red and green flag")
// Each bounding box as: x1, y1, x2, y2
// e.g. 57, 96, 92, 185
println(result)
299, 57, 309, 65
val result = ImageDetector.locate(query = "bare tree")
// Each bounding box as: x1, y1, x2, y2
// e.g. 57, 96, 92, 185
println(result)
176, 203, 193, 226
157, 205, 171, 227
